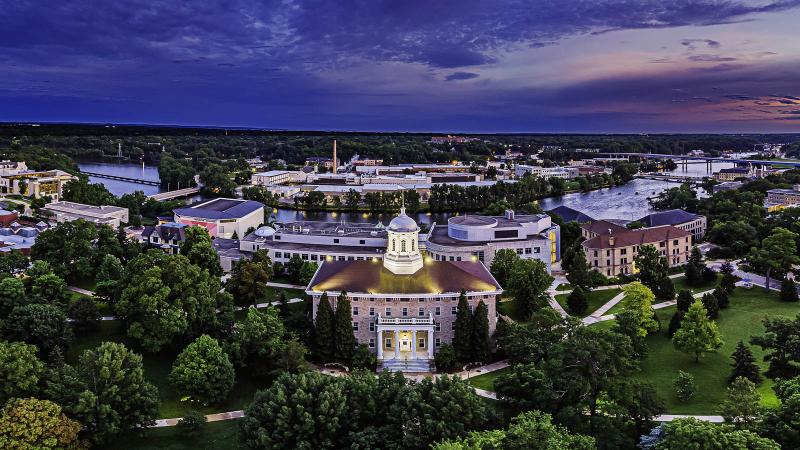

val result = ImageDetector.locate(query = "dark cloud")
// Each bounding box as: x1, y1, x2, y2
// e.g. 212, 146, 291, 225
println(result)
687, 54, 737, 62
445, 72, 480, 81
681, 38, 722, 51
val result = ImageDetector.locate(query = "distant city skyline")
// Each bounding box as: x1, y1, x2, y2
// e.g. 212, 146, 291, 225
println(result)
2, 1, 800, 133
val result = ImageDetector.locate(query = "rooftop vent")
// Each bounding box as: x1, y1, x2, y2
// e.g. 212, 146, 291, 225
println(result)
505, 210, 515, 220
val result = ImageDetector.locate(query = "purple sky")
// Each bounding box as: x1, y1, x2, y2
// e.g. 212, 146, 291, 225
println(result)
2, 0, 800, 133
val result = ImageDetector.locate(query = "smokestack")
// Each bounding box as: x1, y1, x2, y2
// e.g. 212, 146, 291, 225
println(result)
332, 140, 338, 173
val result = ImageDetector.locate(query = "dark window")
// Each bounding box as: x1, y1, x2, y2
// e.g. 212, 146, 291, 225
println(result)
360, 239, 365, 245
334, 238, 340, 243
494, 229, 519, 239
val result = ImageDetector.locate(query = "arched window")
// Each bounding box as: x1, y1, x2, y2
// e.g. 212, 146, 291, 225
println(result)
392, 239, 396, 251
401, 240, 407, 252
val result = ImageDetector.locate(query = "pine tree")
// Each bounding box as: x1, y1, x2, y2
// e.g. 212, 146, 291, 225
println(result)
566, 286, 589, 315
720, 273, 738, 294
278, 290, 290, 318
566, 251, 592, 290
333, 291, 356, 363
685, 247, 705, 287
713, 288, 730, 309
781, 279, 799, 302
314, 293, 335, 362
728, 341, 762, 385
676, 290, 694, 312
470, 301, 490, 363
668, 310, 684, 338
701, 292, 719, 319
657, 276, 675, 301
673, 300, 723, 363
453, 290, 473, 362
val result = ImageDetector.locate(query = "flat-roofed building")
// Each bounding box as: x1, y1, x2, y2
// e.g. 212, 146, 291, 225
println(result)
42, 201, 129, 228
306, 209, 502, 372
766, 185, 800, 211
714, 167, 752, 181
240, 221, 387, 264
251, 170, 302, 186
581, 225, 692, 276
426, 210, 560, 272
173, 198, 264, 239
515, 165, 578, 180
0, 169, 77, 200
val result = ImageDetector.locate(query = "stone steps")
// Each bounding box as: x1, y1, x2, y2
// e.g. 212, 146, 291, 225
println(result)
379, 359, 433, 373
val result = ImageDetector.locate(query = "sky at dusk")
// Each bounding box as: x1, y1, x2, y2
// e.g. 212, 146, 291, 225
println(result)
2, 0, 800, 133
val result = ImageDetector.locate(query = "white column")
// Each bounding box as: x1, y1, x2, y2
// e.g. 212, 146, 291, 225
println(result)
394, 329, 400, 359
427, 328, 434, 359
377, 329, 383, 360
411, 330, 417, 359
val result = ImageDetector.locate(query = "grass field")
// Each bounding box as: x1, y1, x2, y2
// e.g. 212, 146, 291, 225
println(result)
497, 298, 525, 321
555, 288, 622, 316
102, 419, 244, 450
672, 274, 719, 294
635, 288, 799, 414
468, 367, 512, 391
556, 283, 572, 291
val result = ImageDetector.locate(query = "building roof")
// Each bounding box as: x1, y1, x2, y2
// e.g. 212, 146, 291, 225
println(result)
142, 222, 188, 243
582, 225, 691, 249
581, 220, 627, 236
173, 198, 264, 220
546, 205, 594, 223
254, 170, 290, 177
387, 209, 419, 232
718, 167, 750, 174
637, 209, 702, 227
307, 260, 501, 294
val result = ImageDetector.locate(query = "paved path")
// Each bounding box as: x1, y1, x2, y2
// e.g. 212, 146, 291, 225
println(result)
67, 286, 96, 296
581, 291, 626, 325
546, 280, 570, 318
266, 281, 306, 289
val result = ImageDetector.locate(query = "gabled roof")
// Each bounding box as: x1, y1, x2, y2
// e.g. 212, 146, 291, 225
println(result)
173, 198, 264, 220
307, 260, 502, 294
638, 209, 702, 227
582, 225, 691, 249
581, 220, 627, 236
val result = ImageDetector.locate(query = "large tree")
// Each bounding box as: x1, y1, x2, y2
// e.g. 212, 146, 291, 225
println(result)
762, 375, 800, 448
30, 219, 97, 281
0, 341, 44, 403
226, 307, 291, 376
180, 226, 223, 277
506, 259, 553, 320
0, 398, 83, 450
333, 292, 356, 362
749, 227, 800, 292
729, 340, 762, 385
673, 300, 723, 363
227, 259, 270, 306
620, 282, 659, 336
170, 334, 235, 404
685, 246, 705, 287
240, 371, 347, 450
633, 244, 669, 297
718, 377, 761, 428
566, 249, 593, 290
489, 249, 519, 287
470, 300, 490, 363
114, 249, 233, 352
314, 293, 335, 361
0, 276, 27, 316
453, 291, 473, 362
199, 163, 237, 198
74, 342, 159, 444
2, 303, 72, 356
566, 285, 589, 315
751, 314, 800, 380
654, 418, 778, 450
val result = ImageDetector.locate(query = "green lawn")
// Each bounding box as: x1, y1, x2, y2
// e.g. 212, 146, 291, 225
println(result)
497, 298, 525, 322
468, 367, 512, 391
672, 274, 719, 295
555, 288, 622, 316
635, 288, 799, 414
101, 419, 244, 450
556, 283, 572, 291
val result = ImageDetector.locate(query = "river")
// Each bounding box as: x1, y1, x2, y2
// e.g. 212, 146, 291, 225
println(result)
78, 159, 737, 223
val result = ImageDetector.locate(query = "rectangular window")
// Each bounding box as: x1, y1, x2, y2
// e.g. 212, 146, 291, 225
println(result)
451, 322, 456, 331
302, 254, 308, 260
402, 308, 408, 317
593, 250, 598, 257
385, 308, 392, 317
451, 306, 457, 314
435, 338, 441, 347
369, 307, 375, 316
338, 256, 346, 261
311, 254, 318, 261
275, 251, 282, 258
334, 238, 340, 244
369, 322, 375, 332
418, 307, 425, 316
620, 249, 627, 255
435, 307, 441, 316
435, 322, 441, 331
359, 239, 365, 245
524, 247, 532, 254
369, 338, 375, 348
418, 338, 426, 348
352, 307, 358, 316
385, 338, 392, 348
494, 229, 519, 239
516, 248, 523, 254
352, 322, 358, 331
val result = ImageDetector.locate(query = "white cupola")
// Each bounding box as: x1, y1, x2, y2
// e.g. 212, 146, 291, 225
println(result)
383, 207, 423, 274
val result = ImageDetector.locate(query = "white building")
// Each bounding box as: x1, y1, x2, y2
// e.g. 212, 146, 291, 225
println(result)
251, 170, 303, 186
426, 210, 560, 272
306, 209, 502, 372
514, 165, 578, 180
41, 201, 129, 228
173, 198, 264, 239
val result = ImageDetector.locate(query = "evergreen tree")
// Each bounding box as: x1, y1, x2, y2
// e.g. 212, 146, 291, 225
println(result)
566, 250, 592, 290
713, 287, 730, 309
563, 287, 586, 316
470, 301, 490, 363
314, 293, 335, 361
728, 341, 762, 385
673, 300, 723, 363
668, 310, 685, 338
676, 289, 694, 312
702, 267, 717, 283
453, 290, 473, 362
701, 292, 720, 319
333, 292, 356, 363
720, 272, 738, 294
685, 246, 705, 286
634, 244, 669, 295
781, 279, 799, 302
278, 290, 290, 318
657, 276, 675, 301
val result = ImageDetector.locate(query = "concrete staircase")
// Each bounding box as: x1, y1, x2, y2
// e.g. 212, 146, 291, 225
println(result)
379, 358, 434, 373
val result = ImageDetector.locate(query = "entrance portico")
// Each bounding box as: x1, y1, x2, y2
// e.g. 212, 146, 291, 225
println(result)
376, 314, 434, 362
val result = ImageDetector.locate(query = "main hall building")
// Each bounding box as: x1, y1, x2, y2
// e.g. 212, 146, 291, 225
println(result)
306, 208, 502, 372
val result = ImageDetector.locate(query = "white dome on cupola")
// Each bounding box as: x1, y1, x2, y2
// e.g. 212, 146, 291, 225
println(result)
383, 207, 423, 275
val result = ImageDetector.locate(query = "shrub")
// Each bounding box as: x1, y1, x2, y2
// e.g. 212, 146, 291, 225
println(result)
351, 344, 377, 371
177, 410, 207, 437
673, 371, 695, 402
435, 344, 458, 372
780, 279, 799, 302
